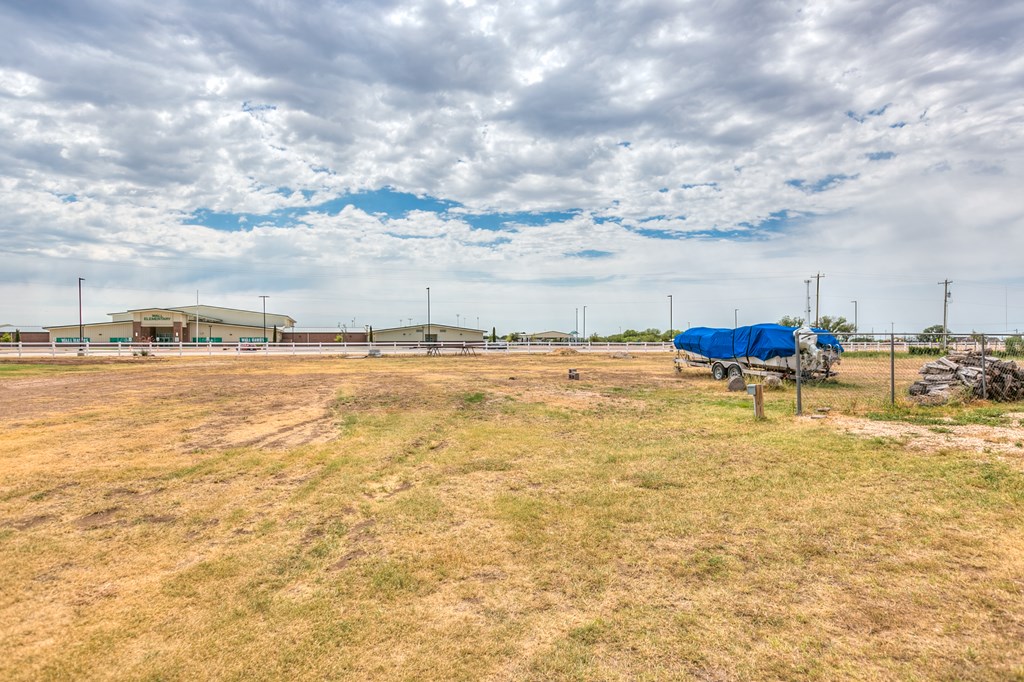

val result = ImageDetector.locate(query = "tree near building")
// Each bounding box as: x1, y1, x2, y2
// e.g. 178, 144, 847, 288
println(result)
778, 315, 805, 327
918, 324, 949, 343
816, 315, 855, 334
490, 327, 497, 342
777, 315, 854, 334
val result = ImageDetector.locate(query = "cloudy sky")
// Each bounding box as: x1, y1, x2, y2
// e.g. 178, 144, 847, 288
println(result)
2, 0, 1022, 335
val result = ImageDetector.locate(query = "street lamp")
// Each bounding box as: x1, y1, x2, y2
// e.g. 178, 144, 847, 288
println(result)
78, 277, 84, 350
259, 295, 269, 345
583, 306, 587, 341
426, 287, 431, 343
668, 294, 673, 338
851, 300, 858, 334
734, 308, 739, 328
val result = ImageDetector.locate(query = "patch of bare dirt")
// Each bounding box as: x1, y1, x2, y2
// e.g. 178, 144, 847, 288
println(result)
824, 415, 1024, 461
75, 507, 121, 529
7, 514, 56, 530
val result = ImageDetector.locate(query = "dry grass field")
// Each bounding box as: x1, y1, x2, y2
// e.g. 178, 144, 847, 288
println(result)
1, 353, 1023, 680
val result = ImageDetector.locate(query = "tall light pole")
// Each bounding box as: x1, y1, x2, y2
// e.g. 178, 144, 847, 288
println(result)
583, 306, 587, 341
78, 277, 84, 347
804, 279, 812, 323
810, 272, 824, 327
667, 294, 673, 338
734, 308, 739, 329
575, 308, 579, 342
259, 295, 269, 344
426, 287, 431, 343
851, 300, 858, 334
939, 279, 952, 351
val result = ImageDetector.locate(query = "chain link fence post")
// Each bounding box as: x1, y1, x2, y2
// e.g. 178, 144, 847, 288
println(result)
794, 329, 803, 416
980, 334, 987, 400
890, 332, 896, 405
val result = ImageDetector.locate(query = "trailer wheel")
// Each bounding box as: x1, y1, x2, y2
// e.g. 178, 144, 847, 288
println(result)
711, 363, 727, 381
727, 364, 743, 379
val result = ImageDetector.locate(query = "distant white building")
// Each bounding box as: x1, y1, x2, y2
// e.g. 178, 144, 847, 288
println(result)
373, 323, 484, 343
525, 331, 572, 342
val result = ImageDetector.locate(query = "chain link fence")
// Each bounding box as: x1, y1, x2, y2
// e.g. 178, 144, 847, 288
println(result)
796, 333, 1024, 414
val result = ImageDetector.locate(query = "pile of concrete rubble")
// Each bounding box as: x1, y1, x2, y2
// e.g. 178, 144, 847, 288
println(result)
909, 352, 1024, 402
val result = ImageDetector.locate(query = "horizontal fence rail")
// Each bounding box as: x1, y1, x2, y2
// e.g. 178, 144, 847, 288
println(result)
0, 340, 682, 358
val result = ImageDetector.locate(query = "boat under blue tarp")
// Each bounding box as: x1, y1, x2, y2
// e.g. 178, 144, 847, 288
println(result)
673, 324, 844, 362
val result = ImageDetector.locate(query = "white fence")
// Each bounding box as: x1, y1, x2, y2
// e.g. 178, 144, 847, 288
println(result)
0, 340, 679, 358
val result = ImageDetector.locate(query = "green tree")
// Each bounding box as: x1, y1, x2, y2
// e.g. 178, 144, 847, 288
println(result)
816, 315, 855, 334
368, 326, 374, 342
0, 332, 11, 343
506, 331, 520, 342
1005, 335, 1023, 356
778, 315, 805, 327
917, 324, 949, 343
490, 327, 497, 342
14, 329, 20, 343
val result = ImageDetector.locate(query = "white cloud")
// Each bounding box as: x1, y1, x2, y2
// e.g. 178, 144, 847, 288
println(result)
1, 0, 1022, 333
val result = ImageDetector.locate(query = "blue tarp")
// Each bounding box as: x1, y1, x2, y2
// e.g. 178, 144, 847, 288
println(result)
673, 324, 844, 361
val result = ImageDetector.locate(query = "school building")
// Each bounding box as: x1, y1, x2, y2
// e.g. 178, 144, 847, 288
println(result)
44, 305, 297, 344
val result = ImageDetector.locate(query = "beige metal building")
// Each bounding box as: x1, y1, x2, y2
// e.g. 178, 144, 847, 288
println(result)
45, 305, 297, 344
373, 323, 484, 343
526, 331, 572, 342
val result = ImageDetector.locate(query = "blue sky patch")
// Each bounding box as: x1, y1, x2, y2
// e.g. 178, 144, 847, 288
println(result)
184, 187, 580, 232
567, 249, 613, 259
866, 151, 896, 161
627, 227, 684, 240
786, 174, 858, 193
459, 210, 579, 231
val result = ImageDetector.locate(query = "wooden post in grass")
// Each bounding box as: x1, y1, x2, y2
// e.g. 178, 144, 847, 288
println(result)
748, 383, 765, 419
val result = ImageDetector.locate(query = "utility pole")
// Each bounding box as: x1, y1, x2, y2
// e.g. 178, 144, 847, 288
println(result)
810, 272, 824, 326
78, 277, 85, 348
851, 300, 858, 334
939, 279, 952, 351
583, 306, 587, 341
575, 308, 579, 342
734, 308, 739, 329
426, 287, 431, 343
804, 279, 812, 323
194, 290, 199, 343
667, 294, 673, 339
259, 295, 269, 344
